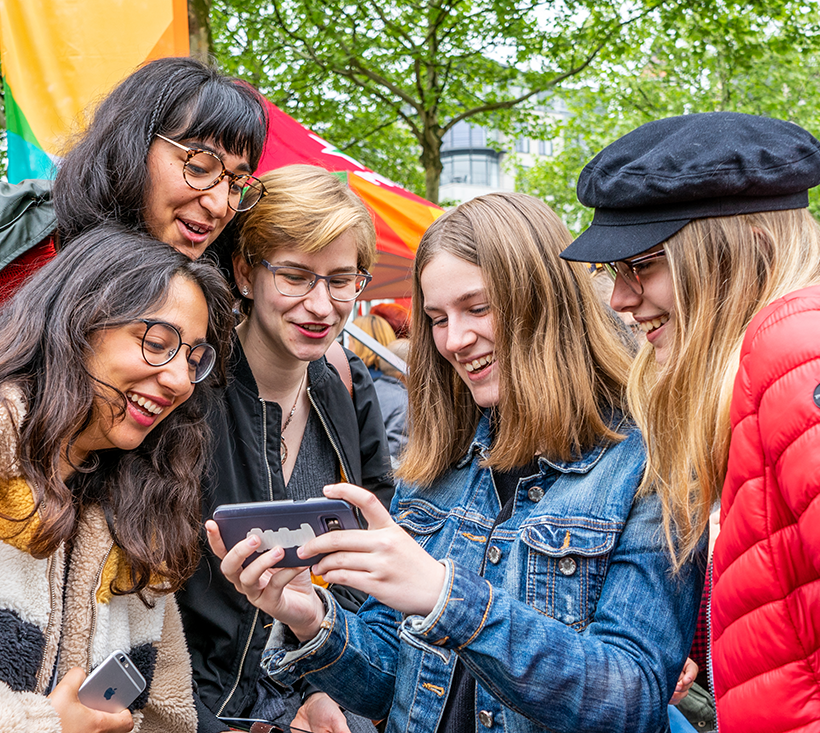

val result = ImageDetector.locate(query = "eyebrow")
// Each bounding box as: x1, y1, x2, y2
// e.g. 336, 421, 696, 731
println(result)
271, 260, 360, 274
423, 289, 486, 314
143, 318, 208, 346
186, 139, 253, 174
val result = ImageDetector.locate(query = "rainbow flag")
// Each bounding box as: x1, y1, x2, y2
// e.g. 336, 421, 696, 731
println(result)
0, 0, 189, 183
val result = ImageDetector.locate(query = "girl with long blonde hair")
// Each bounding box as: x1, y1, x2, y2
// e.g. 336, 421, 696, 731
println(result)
561, 111, 820, 732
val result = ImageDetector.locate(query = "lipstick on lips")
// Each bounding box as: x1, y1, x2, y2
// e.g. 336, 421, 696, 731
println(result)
295, 322, 333, 339
127, 391, 170, 427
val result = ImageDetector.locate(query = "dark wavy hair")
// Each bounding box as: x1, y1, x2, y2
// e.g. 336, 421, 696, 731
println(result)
53, 56, 268, 246
0, 224, 234, 598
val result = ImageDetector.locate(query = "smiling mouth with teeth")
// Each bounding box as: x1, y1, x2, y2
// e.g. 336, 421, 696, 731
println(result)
183, 221, 208, 235
128, 392, 165, 416
464, 354, 495, 373
637, 314, 670, 334
300, 324, 330, 332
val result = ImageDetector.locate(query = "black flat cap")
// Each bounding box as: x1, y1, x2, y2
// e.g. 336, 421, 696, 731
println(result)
560, 112, 820, 262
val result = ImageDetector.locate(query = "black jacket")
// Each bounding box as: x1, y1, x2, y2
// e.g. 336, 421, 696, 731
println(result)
0, 179, 56, 271
178, 339, 393, 729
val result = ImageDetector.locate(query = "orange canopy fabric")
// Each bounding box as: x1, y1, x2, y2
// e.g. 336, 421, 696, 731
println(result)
256, 101, 442, 299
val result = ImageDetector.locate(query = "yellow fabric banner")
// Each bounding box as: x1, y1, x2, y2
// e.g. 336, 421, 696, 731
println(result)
0, 0, 188, 179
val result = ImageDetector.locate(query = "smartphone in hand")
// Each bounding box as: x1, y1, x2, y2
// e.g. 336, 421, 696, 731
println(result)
213, 497, 361, 567
77, 649, 146, 713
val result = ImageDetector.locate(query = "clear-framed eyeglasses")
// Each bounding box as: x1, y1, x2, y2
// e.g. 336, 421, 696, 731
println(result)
138, 319, 217, 384
603, 249, 667, 295
260, 261, 372, 302
155, 134, 267, 212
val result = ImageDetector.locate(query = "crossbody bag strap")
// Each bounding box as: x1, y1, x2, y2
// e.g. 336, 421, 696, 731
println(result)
326, 340, 353, 397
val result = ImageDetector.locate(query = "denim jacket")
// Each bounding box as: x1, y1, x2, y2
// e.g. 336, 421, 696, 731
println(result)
262, 412, 704, 733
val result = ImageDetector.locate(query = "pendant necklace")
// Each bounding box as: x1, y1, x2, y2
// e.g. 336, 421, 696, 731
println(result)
280, 370, 307, 464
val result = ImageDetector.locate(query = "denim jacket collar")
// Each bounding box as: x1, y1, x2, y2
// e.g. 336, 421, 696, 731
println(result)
456, 410, 623, 475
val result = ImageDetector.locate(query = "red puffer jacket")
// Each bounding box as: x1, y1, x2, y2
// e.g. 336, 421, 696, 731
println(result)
712, 284, 820, 732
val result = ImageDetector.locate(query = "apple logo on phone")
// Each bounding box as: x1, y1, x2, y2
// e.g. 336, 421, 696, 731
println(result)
104, 687, 117, 700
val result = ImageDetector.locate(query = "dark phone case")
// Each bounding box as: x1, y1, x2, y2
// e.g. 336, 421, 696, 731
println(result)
213, 498, 361, 567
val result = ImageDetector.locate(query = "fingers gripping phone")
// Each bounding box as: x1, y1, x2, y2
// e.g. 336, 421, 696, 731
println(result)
213, 498, 361, 567
77, 649, 147, 713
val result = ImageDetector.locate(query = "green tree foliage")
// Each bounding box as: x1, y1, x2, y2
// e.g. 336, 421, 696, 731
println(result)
211, 0, 681, 203
516, 1, 820, 231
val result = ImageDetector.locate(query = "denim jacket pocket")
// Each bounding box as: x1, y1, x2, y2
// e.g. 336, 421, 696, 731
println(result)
521, 518, 620, 629
395, 501, 449, 551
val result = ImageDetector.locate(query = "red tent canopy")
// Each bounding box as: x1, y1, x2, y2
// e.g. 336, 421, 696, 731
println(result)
256, 102, 442, 300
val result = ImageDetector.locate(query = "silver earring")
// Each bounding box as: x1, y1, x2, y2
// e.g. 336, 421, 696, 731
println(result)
242, 287, 249, 296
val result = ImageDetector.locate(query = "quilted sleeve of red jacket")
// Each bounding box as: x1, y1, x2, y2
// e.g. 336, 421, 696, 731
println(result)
712, 283, 820, 732
722, 286, 820, 572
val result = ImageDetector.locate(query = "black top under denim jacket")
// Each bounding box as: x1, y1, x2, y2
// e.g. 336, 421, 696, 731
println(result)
177, 337, 394, 731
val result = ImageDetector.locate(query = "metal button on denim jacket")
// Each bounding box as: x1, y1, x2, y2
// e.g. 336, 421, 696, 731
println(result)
263, 411, 706, 733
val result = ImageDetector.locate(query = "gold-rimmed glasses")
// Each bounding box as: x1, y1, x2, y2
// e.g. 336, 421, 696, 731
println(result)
155, 134, 267, 212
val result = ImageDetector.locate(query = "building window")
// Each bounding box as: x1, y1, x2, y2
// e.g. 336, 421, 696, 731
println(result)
441, 152, 499, 187
514, 137, 530, 154
538, 139, 553, 156
443, 121, 488, 150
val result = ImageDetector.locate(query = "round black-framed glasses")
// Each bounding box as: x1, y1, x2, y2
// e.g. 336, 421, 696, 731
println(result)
138, 319, 216, 384
603, 249, 667, 295
260, 260, 372, 302
155, 134, 267, 212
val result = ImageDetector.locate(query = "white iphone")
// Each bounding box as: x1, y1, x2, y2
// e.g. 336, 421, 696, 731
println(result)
77, 649, 147, 713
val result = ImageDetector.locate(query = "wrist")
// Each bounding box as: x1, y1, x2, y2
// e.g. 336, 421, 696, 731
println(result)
290, 588, 329, 642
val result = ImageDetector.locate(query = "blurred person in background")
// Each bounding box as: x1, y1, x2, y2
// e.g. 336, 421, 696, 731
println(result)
370, 301, 410, 339
350, 314, 409, 463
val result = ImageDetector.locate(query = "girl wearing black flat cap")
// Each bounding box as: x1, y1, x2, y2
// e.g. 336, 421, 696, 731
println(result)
561, 111, 820, 733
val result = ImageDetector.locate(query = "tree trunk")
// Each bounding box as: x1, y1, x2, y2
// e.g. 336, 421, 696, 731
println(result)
188, 0, 213, 63
423, 163, 440, 205
420, 127, 443, 205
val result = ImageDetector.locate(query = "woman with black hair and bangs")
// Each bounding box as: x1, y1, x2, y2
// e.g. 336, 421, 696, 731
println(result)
0, 55, 268, 297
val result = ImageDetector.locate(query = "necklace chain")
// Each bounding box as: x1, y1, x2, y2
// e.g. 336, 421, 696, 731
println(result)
280, 370, 306, 464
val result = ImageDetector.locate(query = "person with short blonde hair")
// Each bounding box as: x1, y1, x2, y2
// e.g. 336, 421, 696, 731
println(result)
178, 164, 392, 733
234, 164, 376, 317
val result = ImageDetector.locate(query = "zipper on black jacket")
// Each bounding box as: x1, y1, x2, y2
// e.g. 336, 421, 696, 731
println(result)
217, 399, 275, 716
219, 383, 354, 716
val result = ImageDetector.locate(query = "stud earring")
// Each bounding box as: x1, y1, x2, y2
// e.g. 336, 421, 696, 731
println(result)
242, 287, 249, 296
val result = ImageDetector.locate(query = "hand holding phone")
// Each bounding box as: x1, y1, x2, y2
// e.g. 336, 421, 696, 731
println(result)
48, 667, 134, 733
77, 649, 146, 713
213, 498, 361, 567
